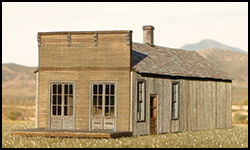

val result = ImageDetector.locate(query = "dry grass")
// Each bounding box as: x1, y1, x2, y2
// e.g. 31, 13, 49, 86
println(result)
2, 122, 248, 148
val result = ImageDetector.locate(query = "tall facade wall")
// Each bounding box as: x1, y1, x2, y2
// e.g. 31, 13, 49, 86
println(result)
37, 31, 132, 131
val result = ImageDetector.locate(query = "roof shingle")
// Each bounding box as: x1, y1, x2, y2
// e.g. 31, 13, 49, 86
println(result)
132, 42, 232, 80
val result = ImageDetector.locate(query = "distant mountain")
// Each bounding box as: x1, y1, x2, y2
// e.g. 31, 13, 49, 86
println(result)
180, 39, 248, 89
180, 39, 248, 54
2, 63, 37, 100
197, 48, 248, 88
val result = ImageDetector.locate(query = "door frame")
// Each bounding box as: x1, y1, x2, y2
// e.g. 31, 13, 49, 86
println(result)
89, 81, 118, 131
150, 94, 157, 134
49, 81, 76, 130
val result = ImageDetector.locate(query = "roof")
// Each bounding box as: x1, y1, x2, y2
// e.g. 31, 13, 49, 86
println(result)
132, 42, 233, 80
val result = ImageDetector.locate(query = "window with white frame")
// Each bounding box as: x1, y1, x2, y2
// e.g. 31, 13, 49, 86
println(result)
51, 83, 74, 117
92, 83, 115, 117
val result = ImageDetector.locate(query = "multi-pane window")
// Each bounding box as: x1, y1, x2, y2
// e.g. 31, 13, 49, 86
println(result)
64, 84, 74, 116
105, 84, 115, 116
92, 83, 115, 117
51, 83, 74, 116
137, 81, 146, 121
171, 82, 179, 119
93, 84, 103, 116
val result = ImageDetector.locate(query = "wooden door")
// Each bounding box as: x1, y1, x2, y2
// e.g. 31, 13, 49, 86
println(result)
150, 95, 157, 134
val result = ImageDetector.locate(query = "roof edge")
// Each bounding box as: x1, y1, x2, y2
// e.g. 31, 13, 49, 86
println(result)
38, 30, 132, 35
135, 71, 233, 81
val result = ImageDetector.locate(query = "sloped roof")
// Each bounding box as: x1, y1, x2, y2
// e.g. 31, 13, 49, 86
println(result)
132, 42, 232, 80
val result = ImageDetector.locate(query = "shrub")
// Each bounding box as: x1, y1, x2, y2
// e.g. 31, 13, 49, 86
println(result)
232, 98, 248, 105
8, 111, 23, 120
241, 98, 248, 105
233, 113, 248, 124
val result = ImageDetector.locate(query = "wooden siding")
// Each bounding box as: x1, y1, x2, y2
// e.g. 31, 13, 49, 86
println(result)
132, 72, 232, 136
179, 79, 232, 132
132, 72, 172, 136
39, 33, 131, 68
37, 31, 132, 131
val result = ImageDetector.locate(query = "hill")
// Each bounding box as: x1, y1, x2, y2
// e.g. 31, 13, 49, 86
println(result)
2, 63, 37, 102
196, 48, 248, 89
180, 39, 248, 54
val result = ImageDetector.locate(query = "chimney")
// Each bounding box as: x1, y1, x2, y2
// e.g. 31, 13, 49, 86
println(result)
142, 25, 155, 46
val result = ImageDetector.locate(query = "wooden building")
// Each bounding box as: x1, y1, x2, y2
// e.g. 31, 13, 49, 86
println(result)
33, 25, 232, 136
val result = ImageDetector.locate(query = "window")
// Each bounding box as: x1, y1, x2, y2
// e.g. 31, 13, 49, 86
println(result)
51, 83, 74, 117
92, 83, 115, 117
137, 80, 146, 121
171, 82, 179, 119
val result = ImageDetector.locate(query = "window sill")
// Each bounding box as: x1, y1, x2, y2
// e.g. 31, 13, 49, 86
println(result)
136, 120, 146, 123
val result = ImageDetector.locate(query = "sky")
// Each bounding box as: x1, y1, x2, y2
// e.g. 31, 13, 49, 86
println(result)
2, 2, 248, 67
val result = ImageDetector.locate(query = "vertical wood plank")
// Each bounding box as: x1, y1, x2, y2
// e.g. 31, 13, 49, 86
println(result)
200, 81, 205, 130
204, 81, 208, 129
161, 79, 167, 133
216, 81, 221, 128
227, 82, 232, 128
221, 82, 226, 128
192, 80, 197, 130
210, 81, 214, 129
207, 81, 212, 129
157, 78, 162, 133
165, 79, 171, 133
179, 79, 187, 132
196, 80, 201, 130
187, 80, 192, 131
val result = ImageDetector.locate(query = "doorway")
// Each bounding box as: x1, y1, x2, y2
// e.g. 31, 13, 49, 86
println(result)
90, 82, 117, 130
50, 82, 75, 129
150, 94, 157, 134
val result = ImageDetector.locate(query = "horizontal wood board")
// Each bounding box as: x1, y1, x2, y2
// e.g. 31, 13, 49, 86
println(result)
11, 128, 132, 138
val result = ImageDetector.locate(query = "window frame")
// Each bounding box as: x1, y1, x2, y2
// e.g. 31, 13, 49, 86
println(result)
49, 81, 76, 129
137, 79, 146, 122
50, 82, 75, 117
91, 83, 116, 117
171, 81, 180, 120
89, 81, 118, 130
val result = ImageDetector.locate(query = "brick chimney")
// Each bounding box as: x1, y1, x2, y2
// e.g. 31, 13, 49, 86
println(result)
142, 25, 155, 46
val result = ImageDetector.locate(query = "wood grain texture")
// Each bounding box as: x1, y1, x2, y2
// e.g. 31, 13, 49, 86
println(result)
11, 128, 133, 138
37, 32, 132, 131
132, 73, 232, 136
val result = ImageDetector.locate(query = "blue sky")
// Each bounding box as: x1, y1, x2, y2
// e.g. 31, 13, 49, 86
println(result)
2, 2, 248, 67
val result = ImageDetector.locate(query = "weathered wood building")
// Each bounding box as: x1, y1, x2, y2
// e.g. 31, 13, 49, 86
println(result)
33, 25, 232, 136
